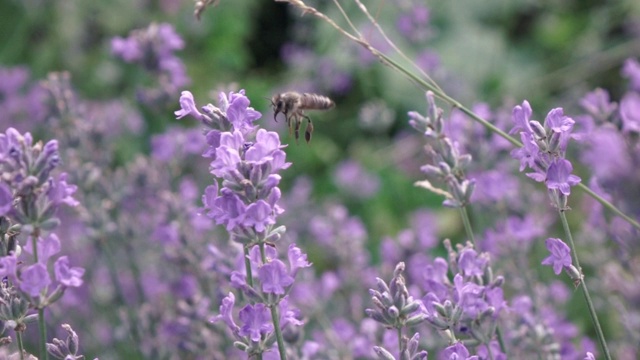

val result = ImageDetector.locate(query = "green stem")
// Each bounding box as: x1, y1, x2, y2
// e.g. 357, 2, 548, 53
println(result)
558, 211, 611, 360
283, 0, 640, 231
16, 331, 25, 360
244, 246, 254, 288
458, 207, 476, 246
257, 243, 287, 360
38, 307, 47, 360
30, 232, 47, 360
397, 327, 403, 356
376, 52, 640, 231
270, 303, 287, 360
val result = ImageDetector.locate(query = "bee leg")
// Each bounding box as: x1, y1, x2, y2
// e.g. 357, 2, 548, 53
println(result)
273, 110, 280, 122
287, 114, 293, 136
303, 115, 313, 144
294, 116, 302, 145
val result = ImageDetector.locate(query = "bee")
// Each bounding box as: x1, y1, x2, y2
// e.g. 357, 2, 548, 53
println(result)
270, 92, 335, 144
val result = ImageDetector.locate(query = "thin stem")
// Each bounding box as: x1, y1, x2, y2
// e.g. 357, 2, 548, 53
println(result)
458, 206, 476, 246
258, 243, 287, 360
397, 327, 403, 356
30, 232, 47, 360
278, 0, 640, 232
244, 246, 254, 288
16, 331, 25, 360
270, 304, 287, 360
558, 210, 611, 360
38, 308, 47, 360
577, 183, 640, 230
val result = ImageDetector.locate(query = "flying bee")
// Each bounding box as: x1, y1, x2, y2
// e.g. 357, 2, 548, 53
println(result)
270, 92, 335, 144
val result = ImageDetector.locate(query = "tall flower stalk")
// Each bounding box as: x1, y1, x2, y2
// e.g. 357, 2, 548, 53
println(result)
509, 101, 612, 359
175, 90, 311, 359
0, 128, 84, 359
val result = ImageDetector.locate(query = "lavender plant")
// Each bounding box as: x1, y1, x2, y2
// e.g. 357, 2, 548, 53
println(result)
0, 127, 84, 359
175, 89, 312, 359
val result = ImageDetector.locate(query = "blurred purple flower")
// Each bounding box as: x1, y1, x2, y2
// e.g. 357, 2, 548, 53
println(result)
458, 248, 487, 277
23, 233, 61, 264
54, 256, 85, 287
287, 244, 311, 277
47, 173, 79, 207
580, 127, 631, 181
0, 255, 18, 281
622, 57, 640, 91
620, 92, 640, 133
210, 292, 240, 333
440, 342, 478, 360
333, 160, 380, 199
20, 263, 51, 297
111, 37, 143, 62
541, 238, 572, 275
0, 182, 12, 216
396, 4, 432, 43
238, 303, 273, 341
579, 88, 617, 122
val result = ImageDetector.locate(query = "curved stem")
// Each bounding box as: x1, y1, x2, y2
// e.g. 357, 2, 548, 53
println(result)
558, 211, 611, 360
278, 0, 640, 231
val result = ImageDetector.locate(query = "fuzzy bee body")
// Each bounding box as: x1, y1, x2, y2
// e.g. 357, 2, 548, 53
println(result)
271, 92, 335, 143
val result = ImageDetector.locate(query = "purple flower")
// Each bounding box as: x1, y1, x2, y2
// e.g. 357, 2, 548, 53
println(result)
210, 292, 240, 333
541, 238, 572, 275
579, 88, 617, 121
54, 256, 85, 287
511, 132, 540, 172
458, 248, 487, 277
210, 189, 246, 231
221, 90, 261, 135
440, 342, 478, 360
0, 255, 18, 281
545, 158, 581, 195
210, 131, 244, 178
510, 100, 534, 135
622, 57, 640, 91
0, 182, 12, 216
287, 244, 311, 277
47, 173, 79, 207
110, 36, 143, 62
23, 233, 61, 264
584, 352, 596, 360
333, 160, 380, 199
238, 303, 273, 341
242, 200, 275, 232
258, 259, 294, 295
20, 263, 51, 297
619, 91, 640, 133
174, 91, 204, 121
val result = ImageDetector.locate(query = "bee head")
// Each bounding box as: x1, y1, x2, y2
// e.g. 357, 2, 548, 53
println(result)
270, 94, 286, 121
